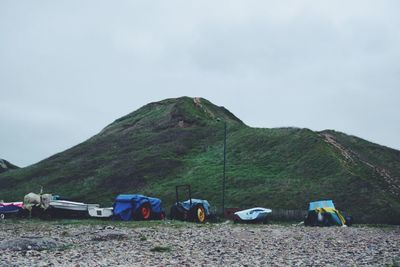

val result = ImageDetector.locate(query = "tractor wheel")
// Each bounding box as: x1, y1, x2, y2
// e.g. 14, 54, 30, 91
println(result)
139, 203, 151, 220
0, 213, 5, 220
192, 205, 206, 223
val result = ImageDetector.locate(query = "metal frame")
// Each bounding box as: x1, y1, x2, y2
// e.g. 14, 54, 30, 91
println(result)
175, 184, 192, 208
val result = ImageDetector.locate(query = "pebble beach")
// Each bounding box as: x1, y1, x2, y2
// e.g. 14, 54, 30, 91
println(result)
1, 221, 399, 266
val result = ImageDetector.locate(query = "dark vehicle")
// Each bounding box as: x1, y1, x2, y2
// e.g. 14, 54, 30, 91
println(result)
170, 185, 210, 223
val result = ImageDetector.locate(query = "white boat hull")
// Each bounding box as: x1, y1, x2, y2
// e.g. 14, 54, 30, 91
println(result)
234, 207, 272, 222
88, 207, 113, 218
49, 200, 99, 212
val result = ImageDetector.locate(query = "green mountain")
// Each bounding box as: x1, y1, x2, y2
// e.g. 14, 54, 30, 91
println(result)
0, 159, 19, 174
1, 97, 399, 223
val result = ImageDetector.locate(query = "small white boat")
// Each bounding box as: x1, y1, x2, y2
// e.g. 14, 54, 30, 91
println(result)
234, 207, 272, 223
45, 200, 100, 219
49, 200, 99, 211
88, 207, 113, 218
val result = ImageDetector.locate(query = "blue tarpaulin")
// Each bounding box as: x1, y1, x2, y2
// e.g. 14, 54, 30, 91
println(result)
309, 200, 335, 211
308, 200, 345, 226
330, 212, 342, 225
113, 194, 163, 221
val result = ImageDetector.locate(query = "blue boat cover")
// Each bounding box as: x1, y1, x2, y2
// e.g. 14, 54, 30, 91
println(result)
308, 200, 345, 226
309, 200, 335, 211
330, 212, 342, 225
113, 194, 163, 221
180, 199, 211, 216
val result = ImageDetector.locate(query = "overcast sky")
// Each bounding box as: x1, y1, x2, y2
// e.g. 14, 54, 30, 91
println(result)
1, 1, 399, 167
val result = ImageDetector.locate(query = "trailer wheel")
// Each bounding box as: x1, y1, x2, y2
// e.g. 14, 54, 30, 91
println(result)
192, 205, 206, 223
139, 203, 151, 220
160, 211, 166, 220
0, 213, 5, 220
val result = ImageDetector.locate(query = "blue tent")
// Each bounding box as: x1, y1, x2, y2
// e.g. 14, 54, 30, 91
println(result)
113, 194, 163, 221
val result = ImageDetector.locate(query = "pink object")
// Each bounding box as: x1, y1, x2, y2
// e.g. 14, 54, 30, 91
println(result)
0, 202, 23, 208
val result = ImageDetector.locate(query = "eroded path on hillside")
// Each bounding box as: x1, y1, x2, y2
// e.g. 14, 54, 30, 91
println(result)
0, 221, 399, 266
321, 132, 400, 197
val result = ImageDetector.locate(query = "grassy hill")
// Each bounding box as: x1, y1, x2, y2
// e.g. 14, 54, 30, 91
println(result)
0, 159, 19, 174
1, 97, 399, 224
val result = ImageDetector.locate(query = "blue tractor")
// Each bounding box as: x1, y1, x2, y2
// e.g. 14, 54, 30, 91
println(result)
170, 185, 210, 223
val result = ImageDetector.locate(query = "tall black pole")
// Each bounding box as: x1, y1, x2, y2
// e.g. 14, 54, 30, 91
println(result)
222, 121, 227, 217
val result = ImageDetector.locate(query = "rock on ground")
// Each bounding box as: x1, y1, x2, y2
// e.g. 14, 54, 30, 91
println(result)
91, 230, 128, 241
0, 237, 65, 251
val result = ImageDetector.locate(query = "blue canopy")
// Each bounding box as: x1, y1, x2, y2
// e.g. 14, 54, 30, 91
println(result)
309, 200, 335, 211
113, 194, 163, 221
180, 199, 211, 216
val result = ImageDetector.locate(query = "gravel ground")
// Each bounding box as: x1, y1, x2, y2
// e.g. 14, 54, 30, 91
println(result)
0, 220, 399, 266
